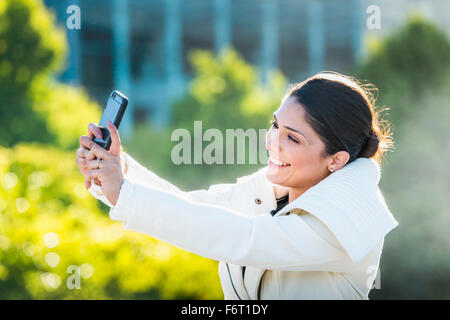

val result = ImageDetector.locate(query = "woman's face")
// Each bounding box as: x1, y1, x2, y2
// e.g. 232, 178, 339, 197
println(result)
265, 96, 332, 192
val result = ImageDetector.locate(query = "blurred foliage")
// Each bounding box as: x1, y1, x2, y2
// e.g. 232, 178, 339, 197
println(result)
0, 0, 101, 150
357, 16, 450, 299
126, 49, 287, 190
0, 0, 65, 92
357, 15, 450, 128
31, 81, 102, 150
0, 144, 223, 299
371, 82, 450, 299
172, 48, 286, 131
0, 0, 225, 300
1, 0, 448, 300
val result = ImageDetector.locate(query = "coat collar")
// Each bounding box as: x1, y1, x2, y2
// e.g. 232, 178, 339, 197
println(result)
259, 158, 398, 262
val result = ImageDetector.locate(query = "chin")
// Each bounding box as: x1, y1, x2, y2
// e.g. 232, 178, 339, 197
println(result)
265, 166, 293, 186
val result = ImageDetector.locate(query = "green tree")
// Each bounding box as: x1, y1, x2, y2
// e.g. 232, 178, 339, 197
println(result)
0, 0, 65, 146
357, 16, 450, 299
0, 0, 101, 150
31, 81, 102, 150
357, 15, 450, 127
172, 48, 286, 131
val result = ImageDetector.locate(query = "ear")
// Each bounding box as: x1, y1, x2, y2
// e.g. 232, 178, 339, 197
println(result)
329, 151, 350, 171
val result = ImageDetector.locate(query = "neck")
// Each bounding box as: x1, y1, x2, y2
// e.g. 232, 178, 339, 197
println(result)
288, 187, 308, 203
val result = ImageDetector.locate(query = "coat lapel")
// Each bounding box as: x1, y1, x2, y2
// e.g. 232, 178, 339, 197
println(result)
225, 263, 250, 300
243, 266, 266, 300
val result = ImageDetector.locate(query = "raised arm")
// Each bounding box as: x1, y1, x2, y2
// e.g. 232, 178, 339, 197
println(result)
88, 150, 252, 209
107, 177, 358, 272
79, 122, 245, 209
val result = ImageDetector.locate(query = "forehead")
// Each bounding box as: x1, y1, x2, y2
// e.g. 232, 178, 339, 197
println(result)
275, 96, 322, 143
275, 96, 308, 124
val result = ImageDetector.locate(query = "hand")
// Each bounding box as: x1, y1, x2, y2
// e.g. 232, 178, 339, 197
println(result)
76, 122, 104, 184
80, 121, 124, 206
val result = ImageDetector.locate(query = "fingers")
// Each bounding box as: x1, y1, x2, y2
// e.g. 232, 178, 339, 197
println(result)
85, 175, 91, 189
76, 146, 89, 159
85, 176, 99, 189
107, 121, 121, 156
76, 147, 90, 174
88, 122, 103, 139
85, 168, 104, 183
85, 143, 110, 161
85, 158, 105, 170
85, 154, 122, 172
85, 175, 102, 189
76, 154, 87, 171
82, 123, 108, 190
79, 135, 94, 150
80, 135, 110, 160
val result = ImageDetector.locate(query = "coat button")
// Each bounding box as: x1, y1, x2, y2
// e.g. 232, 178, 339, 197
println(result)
254, 198, 262, 204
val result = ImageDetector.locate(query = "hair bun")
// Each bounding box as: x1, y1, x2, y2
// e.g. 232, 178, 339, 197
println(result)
358, 129, 379, 158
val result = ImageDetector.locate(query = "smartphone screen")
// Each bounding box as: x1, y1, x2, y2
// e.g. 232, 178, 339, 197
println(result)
99, 96, 121, 127
93, 91, 128, 150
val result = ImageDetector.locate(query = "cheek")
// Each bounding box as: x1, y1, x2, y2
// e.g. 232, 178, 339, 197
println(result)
288, 144, 323, 172
287, 147, 309, 168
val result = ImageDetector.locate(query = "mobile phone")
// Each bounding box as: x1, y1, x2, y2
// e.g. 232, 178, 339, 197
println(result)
93, 90, 128, 150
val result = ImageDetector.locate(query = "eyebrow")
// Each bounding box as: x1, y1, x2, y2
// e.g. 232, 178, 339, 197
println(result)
273, 113, 309, 142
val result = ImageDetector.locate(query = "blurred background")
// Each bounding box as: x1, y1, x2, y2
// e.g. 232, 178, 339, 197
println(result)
0, 0, 448, 299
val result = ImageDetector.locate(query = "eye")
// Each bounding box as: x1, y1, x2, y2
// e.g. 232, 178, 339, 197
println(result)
288, 135, 299, 144
271, 120, 299, 143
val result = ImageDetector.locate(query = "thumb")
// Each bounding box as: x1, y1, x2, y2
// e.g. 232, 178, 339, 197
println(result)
107, 121, 121, 156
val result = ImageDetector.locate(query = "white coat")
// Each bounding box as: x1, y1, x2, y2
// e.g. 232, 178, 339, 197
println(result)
88, 152, 398, 300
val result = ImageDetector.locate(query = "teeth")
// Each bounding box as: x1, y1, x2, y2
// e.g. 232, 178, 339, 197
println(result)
270, 157, 290, 166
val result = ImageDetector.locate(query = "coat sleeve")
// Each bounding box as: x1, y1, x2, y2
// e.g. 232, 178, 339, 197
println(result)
88, 151, 238, 209
108, 177, 359, 273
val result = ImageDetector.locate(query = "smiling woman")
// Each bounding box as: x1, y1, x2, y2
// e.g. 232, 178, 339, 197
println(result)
79, 71, 398, 300
265, 71, 394, 201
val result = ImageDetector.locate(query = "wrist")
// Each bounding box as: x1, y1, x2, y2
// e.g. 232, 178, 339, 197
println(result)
120, 152, 128, 175
112, 177, 125, 206
109, 178, 134, 222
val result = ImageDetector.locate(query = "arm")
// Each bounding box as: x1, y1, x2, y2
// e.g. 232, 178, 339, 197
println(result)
89, 151, 243, 209
109, 177, 358, 272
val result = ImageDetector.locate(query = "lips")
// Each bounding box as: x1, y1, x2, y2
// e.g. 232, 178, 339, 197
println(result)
268, 157, 291, 167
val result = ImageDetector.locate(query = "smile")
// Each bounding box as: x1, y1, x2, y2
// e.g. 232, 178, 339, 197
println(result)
268, 157, 291, 167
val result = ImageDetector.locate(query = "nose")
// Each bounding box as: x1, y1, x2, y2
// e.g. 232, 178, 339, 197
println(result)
266, 128, 281, 154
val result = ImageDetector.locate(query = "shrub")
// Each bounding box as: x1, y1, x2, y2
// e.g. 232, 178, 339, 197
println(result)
0, 143, 223, 299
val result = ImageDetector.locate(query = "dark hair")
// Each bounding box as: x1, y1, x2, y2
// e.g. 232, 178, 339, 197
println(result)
287, 71, 393, 165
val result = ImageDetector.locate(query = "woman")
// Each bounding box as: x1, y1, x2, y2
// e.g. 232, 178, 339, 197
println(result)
76, 72, 398, 300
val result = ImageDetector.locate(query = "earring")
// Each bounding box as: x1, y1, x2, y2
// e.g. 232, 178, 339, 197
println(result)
329, 168, 335, 173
